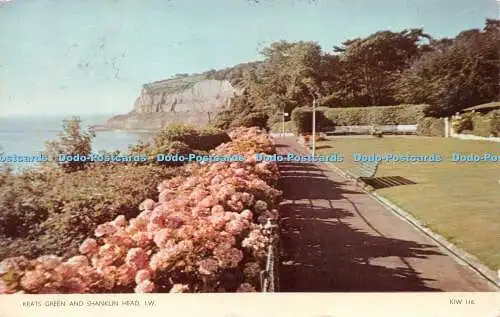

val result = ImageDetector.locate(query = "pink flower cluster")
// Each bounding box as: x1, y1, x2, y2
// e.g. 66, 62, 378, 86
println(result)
0, 127, 282, 294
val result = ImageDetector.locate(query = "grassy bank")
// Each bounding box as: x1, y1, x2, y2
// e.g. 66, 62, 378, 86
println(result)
315, 136, 500, 270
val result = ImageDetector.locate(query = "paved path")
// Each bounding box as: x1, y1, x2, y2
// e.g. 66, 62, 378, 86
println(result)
274, 137, 495, 292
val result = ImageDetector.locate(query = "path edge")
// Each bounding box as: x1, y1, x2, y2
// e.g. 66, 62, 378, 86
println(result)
288, 137, 500, 291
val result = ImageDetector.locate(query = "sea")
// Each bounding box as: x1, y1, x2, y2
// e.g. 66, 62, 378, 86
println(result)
0, 115, 155, 173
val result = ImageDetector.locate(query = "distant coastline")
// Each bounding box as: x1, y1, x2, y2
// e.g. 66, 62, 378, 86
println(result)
0, 116, 155, 172
89, 124, 160, 134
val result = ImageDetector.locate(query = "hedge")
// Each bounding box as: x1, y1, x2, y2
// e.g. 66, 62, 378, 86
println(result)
472, 110, 499, 137
291, 107, 334, 135
230, 112, 269, 130
321, 104, 428, 126
153, 124, 230, 152
472, 114, 491, 137
416, 117, 445, 137
452, 112, 474, 133
491, 110, 500, 137
452, 109, 500, 137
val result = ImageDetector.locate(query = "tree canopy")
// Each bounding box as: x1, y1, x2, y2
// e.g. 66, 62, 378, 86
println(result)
211, 19, 499, 128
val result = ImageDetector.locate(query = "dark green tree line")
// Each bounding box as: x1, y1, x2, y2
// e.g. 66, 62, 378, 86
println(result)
212, 19, 499, 128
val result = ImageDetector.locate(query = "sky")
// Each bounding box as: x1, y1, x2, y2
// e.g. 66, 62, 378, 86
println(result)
0, 0, 497, 116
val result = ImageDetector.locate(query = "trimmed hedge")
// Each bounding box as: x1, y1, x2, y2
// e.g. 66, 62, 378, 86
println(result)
452, 112, 474, 133
230, 112, 269, 129
291, 107, 334, 135
472, 114, 491, 137
417, 117, 445, 137
129, 124, 229, 167
471, 110, 499, 137
452, 109, 500, 137
154, 124, 230, 151
490, 110, 500, 137
321, 104, 428, 125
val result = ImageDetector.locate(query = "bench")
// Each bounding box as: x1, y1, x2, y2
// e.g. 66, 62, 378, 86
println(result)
346, 160, 380, 184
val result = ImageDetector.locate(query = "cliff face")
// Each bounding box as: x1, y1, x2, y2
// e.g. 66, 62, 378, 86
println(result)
104, 77, 243, 130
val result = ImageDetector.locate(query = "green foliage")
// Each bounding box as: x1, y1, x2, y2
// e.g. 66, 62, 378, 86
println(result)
213, 41, 325, 129
154, 124, 230, 152
203, 61, 264, 87
322, 104, 427, 125
333, 29, 431, 106
452, 107, 500, 137
291, 107, 333, 135
128, 124, 229, 166
416, 117, 445, 137
199, 20, 498, 131
0, 169, 49, 239
452, 112, 474, 133
395, 19, 500, 116
471, 114, 492, 137
456, 109, 500, 137
211, 110, 234, 130
0, 164, 184, 260
1, 121, 227, 261
144, 74, 206, 95
44, 116, 95, 173
291, 104, 427, 135
230, 112, 269, 129
266, 112, 283, 128
270, 121, 297, 134
490, 110, 500, 136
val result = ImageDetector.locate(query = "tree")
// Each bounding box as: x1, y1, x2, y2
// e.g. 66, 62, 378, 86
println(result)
260, 41, 324, 108
213, 21, 499, 127
332, 29, 431, 106
212, 41, 326, 129
395, 19, 500, 116
44, 117, 96, 172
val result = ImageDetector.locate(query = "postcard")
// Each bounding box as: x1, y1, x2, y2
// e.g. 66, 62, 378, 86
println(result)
0, 1, 498, 316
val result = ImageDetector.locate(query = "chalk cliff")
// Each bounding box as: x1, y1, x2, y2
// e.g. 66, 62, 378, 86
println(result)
103, 76, 243, 130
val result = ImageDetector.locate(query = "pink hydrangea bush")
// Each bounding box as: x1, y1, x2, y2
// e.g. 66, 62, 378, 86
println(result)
0, 127, 282, 294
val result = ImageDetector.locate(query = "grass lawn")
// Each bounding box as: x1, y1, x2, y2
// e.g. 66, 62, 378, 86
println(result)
315, 136, 500, 271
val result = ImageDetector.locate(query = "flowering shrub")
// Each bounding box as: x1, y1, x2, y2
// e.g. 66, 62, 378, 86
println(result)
0, 127, 282, 294
0, 164, 185, 260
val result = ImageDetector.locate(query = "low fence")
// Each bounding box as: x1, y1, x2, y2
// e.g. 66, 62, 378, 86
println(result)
449, 130, 500, 143
271, 125, 417, 137
260, 218, 280, 292
326, 125, 417, 135
450, 133, 500, 143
